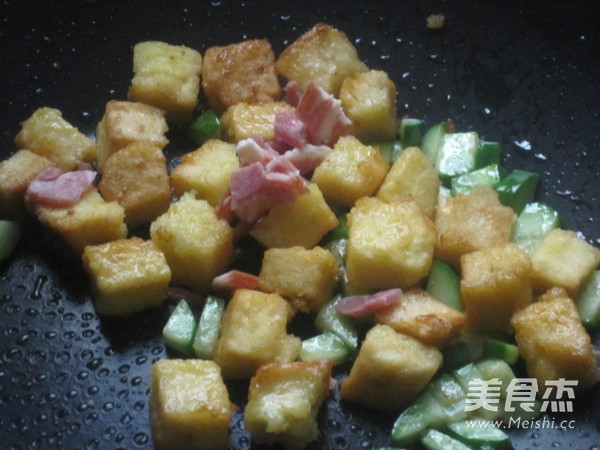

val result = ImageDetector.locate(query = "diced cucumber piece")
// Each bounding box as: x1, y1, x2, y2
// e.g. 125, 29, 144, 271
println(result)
425, 374, 467, 422
299, 331, 350, 365
483, 338, 519, 365
324, 238, 347, 268
436, 131, 479, 180
323, 212, 349, 242
163, 299, 197, 355
452, 363, 484, 393
372, 140, 403, 164
450, 164, 505, 196
576, 270, 600, 331
421, 429, 472, 450
0, 220, 21, 263
447, 420, 513, 450
373, 448, 407, 450
315, 296, 359, 351
439, 185, 451, 198
476, 359, 516, 396
391, 391, 446, 446
426, 259, 462, 311
511, 202, 561, 254
495, 169, 540, 214
476, 140, 502, 169
188, 109, 221, 144
193, 295, 225, 359
421, 122, 446, 166
400, 117, 422, 149
442, 342, 474, 373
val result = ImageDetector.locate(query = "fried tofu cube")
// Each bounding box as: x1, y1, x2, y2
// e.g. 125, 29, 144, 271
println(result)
150, 192, 234, 293
346, 197, 436, 291
201, 39, 281, 114
14, 107, 95, 170
435, 185, 515, 268
220, 102, 294, 143
339, 70, 398, 142
460, 243, 533, 333
375, 288, 467, 348
34, 189, 127, 255
170, 139, 239, 206
95, 100, 168, 169
511, 287, 599, 393
275, 23, 368, 96
377, 146, 441, 218
312, 136, 389, 208
259, 246, 339, 313
529, 228, 600, 296
341, 325, 442, 411
128, 41, 202, 124
98, 142, 171, 228
150, 359, 235, 450
250, 183, 339, 249
82, 237, 171, 316
213, 289, 301, 379
245, 360, 333, 450
0, 149, 53, 219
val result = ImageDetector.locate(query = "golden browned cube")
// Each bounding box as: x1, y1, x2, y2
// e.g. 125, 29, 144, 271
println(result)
259, 246, 339, 313
149, 192, 234, 293
529, 228, 600, 296
245, 360, 333, 450
170, 139, 239, 207
14, 107, 95, 170
312, 136, 389, 208
128, 41, 202, 124
98, 142, 171, 228
201, 39, 281, 114
346, 197, 436, 291
341, 324, 442, 411
377, 146, 441, 218
435, 185, 515, 268
275, 23, 368, 96
34, 189, 127, 255
375, 288, 467, 348
95, 100, 169, 169
0, 149, 53, 219
339, 70, 398, 142
82, 237, 171, 316
213, 289, 301, 379
220, 102, 294, 143
511, 287, 599, 393
149, 359, 235, 450
249, 183, 339, 249
460, 243, 532, 333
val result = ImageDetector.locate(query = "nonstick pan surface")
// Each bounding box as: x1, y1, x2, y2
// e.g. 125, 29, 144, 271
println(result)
1, 1, 599, 448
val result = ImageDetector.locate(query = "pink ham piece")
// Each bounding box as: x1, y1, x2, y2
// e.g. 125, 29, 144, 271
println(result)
283, 144, 331, 176
273, 110, 308, 150
283, 80, 302, 107
296, 82, 352, 147
229, 158, 308, 224
26, 167, 97, 208
212, 270, 261, 293
236, 137, 279, 166
334, 289, 403, 318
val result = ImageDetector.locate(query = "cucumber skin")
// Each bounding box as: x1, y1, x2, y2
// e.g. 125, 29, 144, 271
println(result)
0, 220, 21, 263
163, 300, 197, 356
577, 270, 600, 330
426, 259, 462, 311
193, 296, 225, 359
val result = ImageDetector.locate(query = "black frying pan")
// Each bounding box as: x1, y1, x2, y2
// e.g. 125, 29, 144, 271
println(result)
1, 1, 599, 448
